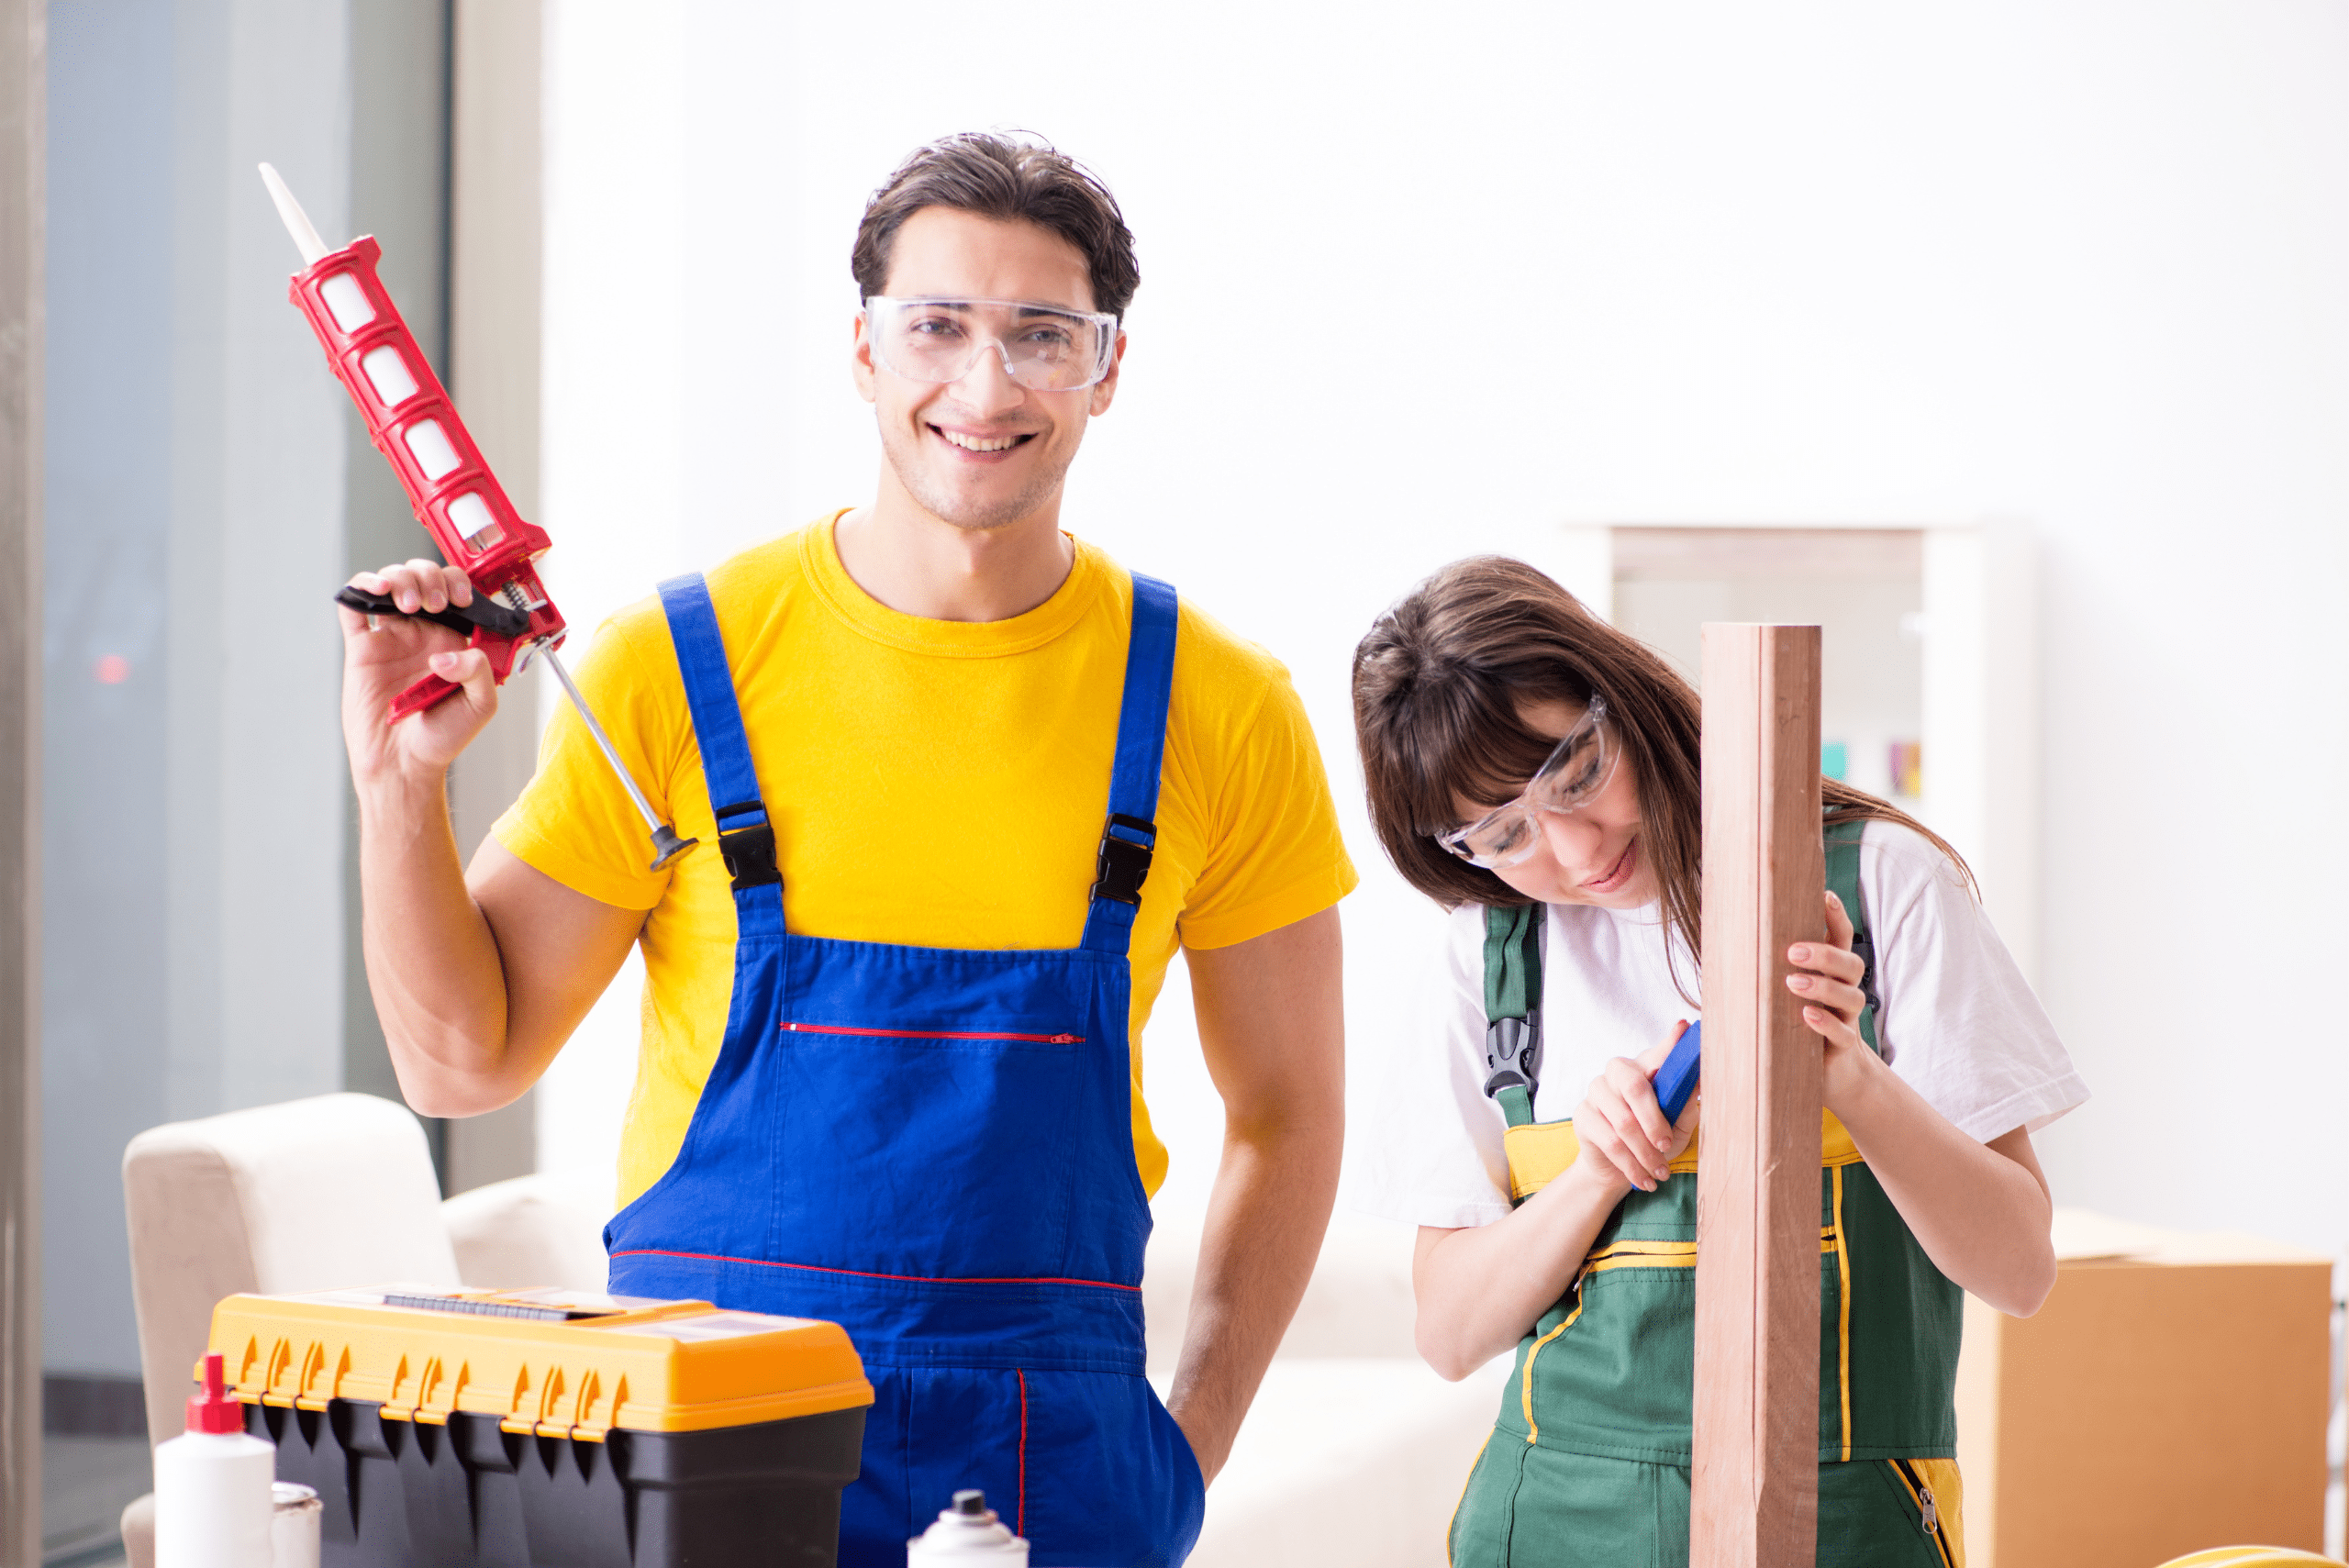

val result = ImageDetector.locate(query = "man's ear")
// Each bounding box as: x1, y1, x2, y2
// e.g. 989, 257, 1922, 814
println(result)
1088, 328, 1127, 417
851, 310, 878, 405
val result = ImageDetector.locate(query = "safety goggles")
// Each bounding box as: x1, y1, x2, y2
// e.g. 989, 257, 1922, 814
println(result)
1432, 697, 1621, 869
863, 295, 1119, 392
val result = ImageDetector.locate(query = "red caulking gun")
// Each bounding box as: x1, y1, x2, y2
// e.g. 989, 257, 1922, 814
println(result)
260, 163, 694, 871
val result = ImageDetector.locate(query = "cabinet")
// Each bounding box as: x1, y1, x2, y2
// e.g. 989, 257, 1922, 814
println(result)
1539, 522, 2041, 982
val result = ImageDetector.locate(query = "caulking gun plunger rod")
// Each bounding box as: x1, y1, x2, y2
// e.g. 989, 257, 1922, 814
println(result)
543, 651, 692, 855
260, 162, 696, 872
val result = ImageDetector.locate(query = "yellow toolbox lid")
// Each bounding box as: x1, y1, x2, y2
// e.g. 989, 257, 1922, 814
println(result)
206, 1284, 874, 1441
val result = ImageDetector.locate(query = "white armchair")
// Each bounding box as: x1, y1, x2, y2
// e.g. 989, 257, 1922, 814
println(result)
117, 1093, 608, 1568
113, 1094, 1496, 1568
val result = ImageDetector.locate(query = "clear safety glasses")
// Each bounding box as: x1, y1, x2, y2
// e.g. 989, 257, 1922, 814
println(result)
1433, 696, 1621, 869
863, 296, 1119, 392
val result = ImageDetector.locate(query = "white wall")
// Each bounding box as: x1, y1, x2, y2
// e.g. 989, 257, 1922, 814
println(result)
536, 2, 2349, 1250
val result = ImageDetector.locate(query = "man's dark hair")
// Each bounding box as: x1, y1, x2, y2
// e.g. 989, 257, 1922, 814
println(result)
852, 132, 1140, 319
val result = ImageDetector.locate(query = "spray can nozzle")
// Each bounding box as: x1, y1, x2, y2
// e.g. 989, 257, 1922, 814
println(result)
908, 1487, 1027, 1562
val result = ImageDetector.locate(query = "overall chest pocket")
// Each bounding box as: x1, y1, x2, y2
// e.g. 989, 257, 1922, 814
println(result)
1514, 1221, 1849, 1463
769, 1017, 1092, 1279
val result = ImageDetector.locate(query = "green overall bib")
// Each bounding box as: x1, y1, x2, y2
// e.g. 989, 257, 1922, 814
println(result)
1448, 820, 1967, 1568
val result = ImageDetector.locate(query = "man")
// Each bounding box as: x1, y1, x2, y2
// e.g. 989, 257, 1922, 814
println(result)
340, 133, 1352, 1567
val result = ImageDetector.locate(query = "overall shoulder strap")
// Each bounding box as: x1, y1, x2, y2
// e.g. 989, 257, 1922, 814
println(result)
1481, 903, 1543, 1127
657, 573, 784, 935
1822, 815, 1880, 1051
1080, 572, 1179, 954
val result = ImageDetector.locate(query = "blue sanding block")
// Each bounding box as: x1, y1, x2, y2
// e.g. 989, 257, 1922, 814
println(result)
1653, 1021, 1701, 1123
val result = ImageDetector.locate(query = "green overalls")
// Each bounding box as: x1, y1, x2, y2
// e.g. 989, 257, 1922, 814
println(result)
1448, 820, 1968, 1568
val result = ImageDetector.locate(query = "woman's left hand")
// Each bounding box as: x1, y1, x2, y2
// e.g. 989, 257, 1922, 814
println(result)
1786, 890, 1876, 1102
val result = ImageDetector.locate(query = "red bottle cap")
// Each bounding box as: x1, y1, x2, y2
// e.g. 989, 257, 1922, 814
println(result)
185, 1351, 244, 1435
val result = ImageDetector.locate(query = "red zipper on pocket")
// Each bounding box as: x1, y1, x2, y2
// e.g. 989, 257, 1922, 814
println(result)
780, 1022, 1083, 1044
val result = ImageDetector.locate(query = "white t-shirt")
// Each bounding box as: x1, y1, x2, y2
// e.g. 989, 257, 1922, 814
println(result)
1354, 820, 2088, 1230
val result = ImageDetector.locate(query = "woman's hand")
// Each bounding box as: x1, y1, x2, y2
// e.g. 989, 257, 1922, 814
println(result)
1787, 890, 1879, 1106
1415, 1019, 1703, 1379
1782, 886, 2056, 1314
1569, 1023, 1702, 1195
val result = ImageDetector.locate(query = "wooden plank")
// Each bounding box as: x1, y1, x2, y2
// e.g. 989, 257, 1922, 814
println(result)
1691, 623, 1825, 1567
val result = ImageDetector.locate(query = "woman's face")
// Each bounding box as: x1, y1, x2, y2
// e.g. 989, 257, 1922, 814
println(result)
1452, 698, 1658, 909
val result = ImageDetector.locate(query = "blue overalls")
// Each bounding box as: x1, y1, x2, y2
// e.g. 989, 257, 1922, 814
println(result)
605, 572, 1206, 1568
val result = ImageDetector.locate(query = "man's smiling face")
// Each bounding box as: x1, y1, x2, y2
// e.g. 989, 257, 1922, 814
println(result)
852, 206, 1123, 533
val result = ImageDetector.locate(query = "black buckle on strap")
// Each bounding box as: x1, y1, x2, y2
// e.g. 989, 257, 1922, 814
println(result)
1483, 1015, 1541, 1100
1852, 927, 1882, 1023
1091, 813, 1157, 907
712, 798, 781, 892
719, 823, 780, 891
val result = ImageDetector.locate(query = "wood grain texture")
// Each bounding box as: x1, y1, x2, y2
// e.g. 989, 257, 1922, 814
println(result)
1691, 624, 1825, 1568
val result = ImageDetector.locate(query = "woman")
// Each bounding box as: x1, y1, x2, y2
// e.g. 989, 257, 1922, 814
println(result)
1350, 557, 2086, 1566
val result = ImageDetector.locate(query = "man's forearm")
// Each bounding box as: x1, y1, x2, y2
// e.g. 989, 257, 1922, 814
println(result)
1167, 906, 1346, 1482
357, 772, 517, 1115
1165, 1110, 1341, 1485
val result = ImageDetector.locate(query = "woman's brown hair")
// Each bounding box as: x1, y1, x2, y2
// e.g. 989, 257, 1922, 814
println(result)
1351, 556, 1972, 987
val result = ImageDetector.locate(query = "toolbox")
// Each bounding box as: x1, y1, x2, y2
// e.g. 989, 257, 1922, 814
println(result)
206, 1284, 874, 1567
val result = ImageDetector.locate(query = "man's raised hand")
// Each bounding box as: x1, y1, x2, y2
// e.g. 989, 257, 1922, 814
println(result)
339, 558, 500, 784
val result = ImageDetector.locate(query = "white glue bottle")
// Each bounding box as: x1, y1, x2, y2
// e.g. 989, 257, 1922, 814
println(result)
153, 1352, 274, 1568
908, 1489, 1029, 1565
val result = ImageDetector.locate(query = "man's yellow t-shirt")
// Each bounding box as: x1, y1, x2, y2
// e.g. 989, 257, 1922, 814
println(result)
495, 516, 1358, 1208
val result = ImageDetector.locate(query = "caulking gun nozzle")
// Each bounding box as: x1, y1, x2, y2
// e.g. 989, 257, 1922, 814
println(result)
258, 162, 332, 266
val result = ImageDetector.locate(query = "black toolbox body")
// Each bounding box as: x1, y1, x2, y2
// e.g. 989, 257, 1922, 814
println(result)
249, 1398, 864, 1567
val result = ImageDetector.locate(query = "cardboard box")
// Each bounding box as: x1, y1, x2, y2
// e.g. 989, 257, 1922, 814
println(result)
1954, 1209, 2335, 1568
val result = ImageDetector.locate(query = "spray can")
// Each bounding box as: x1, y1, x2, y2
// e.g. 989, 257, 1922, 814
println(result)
271, 1483, 322, 1568
907, 1490, 1029, 1565
153, 1352, 274, 1568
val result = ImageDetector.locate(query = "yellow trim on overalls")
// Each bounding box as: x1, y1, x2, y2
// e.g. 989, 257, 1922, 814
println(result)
1446, 1429, 1492, 1567
1503, 1110, 1867, 1202
1888, 1455, 1964, 1568
1520, 1314, 1575, 1443
1584, 1236, 1834, 1265
1584, 1239, 1698, 1264
1834, 1162, 1853, 1462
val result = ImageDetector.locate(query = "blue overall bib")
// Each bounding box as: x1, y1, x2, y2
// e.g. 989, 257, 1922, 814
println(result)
605, 572, 1205, 1568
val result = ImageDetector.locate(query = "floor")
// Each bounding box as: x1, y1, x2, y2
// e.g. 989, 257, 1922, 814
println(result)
25, 1390, 2349, 1568
41, 1434, 144, 1567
